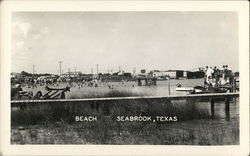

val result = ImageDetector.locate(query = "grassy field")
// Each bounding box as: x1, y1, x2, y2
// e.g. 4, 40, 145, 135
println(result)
11, 119, 239, 145
11, 97, 239, 145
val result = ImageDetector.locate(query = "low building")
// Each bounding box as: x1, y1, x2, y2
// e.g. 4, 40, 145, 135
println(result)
152, 70, 168, 78
165, 70, 184, 79
141, 69, 146, 74
183, 71, 188, 78
123, 72, 132, 78
186, 71, 204, 79
60, 72, 82, 78
11, 72, 22, 79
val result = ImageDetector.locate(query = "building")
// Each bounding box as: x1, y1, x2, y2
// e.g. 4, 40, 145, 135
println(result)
123, 72, 132, 78
60, 72, 82, 78
152, 70, 169, 78
165, 70, 184, 79
183, 71, 188, 78
11, 72, 22, 79
186, 71, 204, 79
141, 69, 146, 73
151, 70, 184, 79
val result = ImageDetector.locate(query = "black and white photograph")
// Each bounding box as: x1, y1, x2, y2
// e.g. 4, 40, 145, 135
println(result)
0, 1, 249, 156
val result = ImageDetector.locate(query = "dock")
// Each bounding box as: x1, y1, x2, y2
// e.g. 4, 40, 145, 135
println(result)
11, 92, 239, 121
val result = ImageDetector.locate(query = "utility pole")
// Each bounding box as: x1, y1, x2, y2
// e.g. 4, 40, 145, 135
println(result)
68, 68, 70, 78
119, 66, 121, 72
96, 64, 99, 79
91, 68, 93, 74
96, 64, 99, 74
58, 61, 63, 76
31, 65, 35, 88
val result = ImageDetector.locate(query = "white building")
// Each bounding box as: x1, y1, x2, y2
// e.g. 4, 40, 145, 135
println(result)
152, 71, 169, 78
152, 70, 184, 79
60, 72, 81, 78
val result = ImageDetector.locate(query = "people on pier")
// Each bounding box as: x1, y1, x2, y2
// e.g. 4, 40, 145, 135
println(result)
204, 65, 232, 87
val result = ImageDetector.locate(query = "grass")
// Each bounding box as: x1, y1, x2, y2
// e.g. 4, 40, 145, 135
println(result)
11, 88, 239, 145
11, 97, 240, 145
68, 89, 152, 99
11, 98, 210, 125
11, 117, 239, 145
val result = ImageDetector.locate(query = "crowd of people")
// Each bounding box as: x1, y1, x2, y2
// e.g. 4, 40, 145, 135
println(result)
204, 65, 231, 87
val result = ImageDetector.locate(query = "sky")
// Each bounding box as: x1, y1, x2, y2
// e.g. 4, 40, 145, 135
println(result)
11, 12, 238, 74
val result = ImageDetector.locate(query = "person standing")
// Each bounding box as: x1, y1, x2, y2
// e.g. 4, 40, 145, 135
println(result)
206, 67, 214, 86
224, 65, 230, 83
204, 66, 209, 86
221, 65, 229, 85
213, 66, 220, 86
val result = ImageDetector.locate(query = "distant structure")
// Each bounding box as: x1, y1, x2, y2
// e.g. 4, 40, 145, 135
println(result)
151, 69, 205, 80
186, 71, 204, 79
141, 69, 146, 74
165, 70, 184, 79
152, 70, 184, 79
60, 72, 82, 78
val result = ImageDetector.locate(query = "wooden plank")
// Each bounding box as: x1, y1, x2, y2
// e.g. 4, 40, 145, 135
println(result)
11, 92, 239, 105
225, 97, 230, 121
210, 98, 215, 119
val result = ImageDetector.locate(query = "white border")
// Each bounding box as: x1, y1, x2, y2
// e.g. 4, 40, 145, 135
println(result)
0, 1, 249, 156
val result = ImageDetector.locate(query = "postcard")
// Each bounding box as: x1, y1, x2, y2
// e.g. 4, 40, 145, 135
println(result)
0, 1, 249, 156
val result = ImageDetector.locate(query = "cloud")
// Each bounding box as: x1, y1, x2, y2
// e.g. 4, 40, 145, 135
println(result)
13, 21, 49, 40
18, 22, 31, 38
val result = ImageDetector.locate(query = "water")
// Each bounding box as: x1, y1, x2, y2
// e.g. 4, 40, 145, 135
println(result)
67, 78, 205, 97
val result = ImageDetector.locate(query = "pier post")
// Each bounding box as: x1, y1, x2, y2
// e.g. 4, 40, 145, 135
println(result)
138, 79, 142, 86
168, 80, 171, 95
233, 78, 236, 92
225, 97, 230, 121
210, 98, 215, 119
153, 78, 157, 85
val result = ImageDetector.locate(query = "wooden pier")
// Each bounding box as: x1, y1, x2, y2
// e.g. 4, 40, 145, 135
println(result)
11, 92, 239, 121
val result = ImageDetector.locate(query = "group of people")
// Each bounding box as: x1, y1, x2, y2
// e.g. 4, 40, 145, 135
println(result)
204, 65, 231, 87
